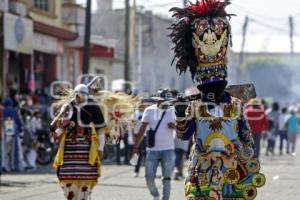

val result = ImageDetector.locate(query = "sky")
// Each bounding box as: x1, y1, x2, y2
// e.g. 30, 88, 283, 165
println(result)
77, 0, 300, 52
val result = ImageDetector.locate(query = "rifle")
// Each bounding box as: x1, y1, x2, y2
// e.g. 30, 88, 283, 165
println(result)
167, 83, 256, 104
50, 76, 101, 129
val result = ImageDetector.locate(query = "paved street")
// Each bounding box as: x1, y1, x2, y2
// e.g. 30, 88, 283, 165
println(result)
1, 143, 300, 200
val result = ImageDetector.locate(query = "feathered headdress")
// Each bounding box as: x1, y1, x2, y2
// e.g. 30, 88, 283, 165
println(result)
52, 88, 141, 142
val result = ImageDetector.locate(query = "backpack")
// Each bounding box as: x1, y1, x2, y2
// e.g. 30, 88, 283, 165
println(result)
4, 118, 15, 136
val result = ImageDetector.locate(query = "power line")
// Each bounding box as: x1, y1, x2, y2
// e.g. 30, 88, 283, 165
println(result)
114, 1, 298, 36
114, 0, 179, 7
249, 17, 291, 34
294, 12, 300, 17
232, 2, 300, 26
140, 1, 180, 8
231, 3, 290, 21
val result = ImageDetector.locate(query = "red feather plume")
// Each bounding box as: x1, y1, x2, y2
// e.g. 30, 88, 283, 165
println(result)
188, 0, 231, 17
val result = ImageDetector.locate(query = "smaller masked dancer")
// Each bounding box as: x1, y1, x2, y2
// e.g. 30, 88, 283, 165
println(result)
51, 83, 107, 200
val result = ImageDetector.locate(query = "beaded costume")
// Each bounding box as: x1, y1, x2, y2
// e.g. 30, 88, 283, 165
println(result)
169, 1, 265, 199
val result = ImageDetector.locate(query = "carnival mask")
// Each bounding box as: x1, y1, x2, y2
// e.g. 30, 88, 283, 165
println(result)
192, 17, 229, 64
192, 17, 230, 85
169, 0, 233, 85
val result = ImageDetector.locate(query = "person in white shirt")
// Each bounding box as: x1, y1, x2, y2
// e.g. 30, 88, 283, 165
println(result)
278, 107, 289, 155
132, 99, 153, 177
134, 89, 176, 200
23, 110, 41, 170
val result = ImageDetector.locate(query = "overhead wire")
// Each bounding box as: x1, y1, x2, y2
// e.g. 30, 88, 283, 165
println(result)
113, 0, 179, 7
112, 0, 299, 35
136, 1, 181, 8
248, 17, 290, 34
231, 3, 296, 21
230, 3, 299, 36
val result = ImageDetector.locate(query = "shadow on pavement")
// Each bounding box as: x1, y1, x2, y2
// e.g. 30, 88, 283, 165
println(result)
100, 183, 147, 189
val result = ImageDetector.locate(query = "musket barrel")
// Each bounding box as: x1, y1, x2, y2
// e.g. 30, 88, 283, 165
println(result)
50, 76, 101, 129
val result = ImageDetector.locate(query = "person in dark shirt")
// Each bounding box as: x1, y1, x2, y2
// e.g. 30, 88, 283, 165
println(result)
2, 97, 23, 171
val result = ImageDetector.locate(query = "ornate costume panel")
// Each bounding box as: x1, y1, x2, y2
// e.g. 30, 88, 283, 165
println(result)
183, 102, 264, 200
169, 1, 265, 199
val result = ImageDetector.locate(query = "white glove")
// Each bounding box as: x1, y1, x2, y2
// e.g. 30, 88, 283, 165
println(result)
98, 133, 106, 152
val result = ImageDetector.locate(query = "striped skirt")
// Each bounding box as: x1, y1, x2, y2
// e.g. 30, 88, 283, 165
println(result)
58, 136, 98, 182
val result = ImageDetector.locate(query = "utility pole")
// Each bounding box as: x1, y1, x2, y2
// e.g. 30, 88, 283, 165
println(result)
289, 16, 294, 54
83, 0, 92, 74
239, 16, 249, 65
124, 0, 131, 93
130, 0, 137, 86
137, 7, 143, 87
183, 0, 188, 6
237, 16, 249, 83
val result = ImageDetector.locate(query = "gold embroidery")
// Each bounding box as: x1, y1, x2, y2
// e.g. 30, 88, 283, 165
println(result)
209, 118, 224, 131
223, 104, 233, 118
199, 105, 211, 118
197, 60, 226, 68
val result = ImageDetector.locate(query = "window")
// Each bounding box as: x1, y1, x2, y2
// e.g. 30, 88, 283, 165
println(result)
34, 0, 49, 12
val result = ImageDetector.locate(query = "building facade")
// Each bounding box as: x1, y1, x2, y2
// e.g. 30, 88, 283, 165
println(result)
0, 0, 115, 97
92, 3, 193, 94
0, 0, 79, 96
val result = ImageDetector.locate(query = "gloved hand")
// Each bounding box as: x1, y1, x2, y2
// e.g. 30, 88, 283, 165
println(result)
49, 124, 56, 132
98, 151, 103, 160
174, 96, 189, 118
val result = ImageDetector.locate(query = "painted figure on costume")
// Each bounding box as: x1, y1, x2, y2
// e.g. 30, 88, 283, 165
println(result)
169, 1, 265, 199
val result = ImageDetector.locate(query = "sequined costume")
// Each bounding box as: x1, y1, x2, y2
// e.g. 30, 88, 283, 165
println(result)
177, 96, 265, 200
169, 1, 265, 199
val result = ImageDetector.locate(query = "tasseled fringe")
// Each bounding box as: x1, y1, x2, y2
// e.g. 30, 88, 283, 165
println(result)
60, 180, 98, 189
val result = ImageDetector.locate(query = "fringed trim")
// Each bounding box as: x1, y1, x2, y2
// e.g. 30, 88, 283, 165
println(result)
59, 180, 98, 189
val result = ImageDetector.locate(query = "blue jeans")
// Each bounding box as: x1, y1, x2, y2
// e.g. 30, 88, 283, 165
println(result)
253, 133, 262, 158
145, 150, 175, 200
288, 133, 298, 153
278, 130, 288, 153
